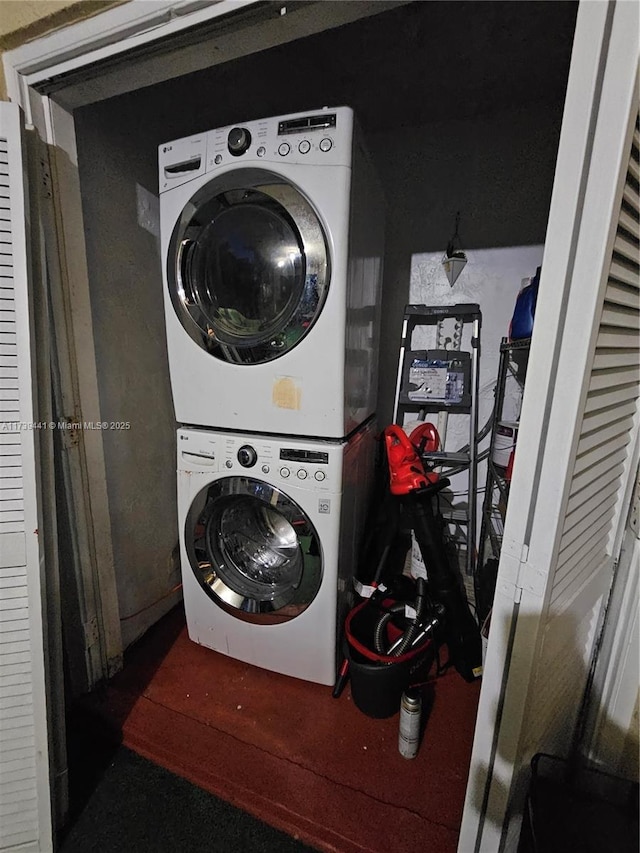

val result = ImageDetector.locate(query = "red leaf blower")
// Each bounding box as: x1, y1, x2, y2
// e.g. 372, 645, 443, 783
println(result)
383, 423, 483, 682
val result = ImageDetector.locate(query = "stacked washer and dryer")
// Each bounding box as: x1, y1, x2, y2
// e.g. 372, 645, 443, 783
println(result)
159, 107, 384, 685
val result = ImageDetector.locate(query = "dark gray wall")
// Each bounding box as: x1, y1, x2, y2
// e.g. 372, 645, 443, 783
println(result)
74, 0, 577, 645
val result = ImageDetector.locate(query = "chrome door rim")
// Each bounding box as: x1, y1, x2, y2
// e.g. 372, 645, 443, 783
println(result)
167, 168, 330, 364
185, 476, 323, 623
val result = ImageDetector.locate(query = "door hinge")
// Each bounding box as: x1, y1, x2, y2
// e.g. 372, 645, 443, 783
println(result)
515, 542, 546, 598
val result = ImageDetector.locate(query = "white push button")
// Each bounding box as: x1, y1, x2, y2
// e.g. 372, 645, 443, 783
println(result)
278, 143, 290, 156
314, 471, 326, 481
262, 464, 270, 474
297, 469, 308, 480
298, 140, 311, 154
257, 146, 266, 157
280, 467, 290, 478
319, 138, 333, 152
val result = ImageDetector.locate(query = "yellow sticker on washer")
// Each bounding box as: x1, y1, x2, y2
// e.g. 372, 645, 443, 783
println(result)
272, 377, 302, 410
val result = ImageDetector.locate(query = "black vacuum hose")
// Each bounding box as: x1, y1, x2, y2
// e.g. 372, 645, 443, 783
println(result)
403, 489, 483, 682
373, 577, 428, 657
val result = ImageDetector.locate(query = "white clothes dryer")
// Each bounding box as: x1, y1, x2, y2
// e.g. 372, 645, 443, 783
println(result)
177, 420, 376, 685
159, 106, 384, 439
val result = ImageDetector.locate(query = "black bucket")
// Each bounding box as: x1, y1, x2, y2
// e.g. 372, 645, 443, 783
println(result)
344, 599, 432, 719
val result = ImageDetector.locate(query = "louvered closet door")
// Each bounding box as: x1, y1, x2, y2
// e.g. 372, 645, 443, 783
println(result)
459, 3, 639, 851
521, 113, 639, 761
0, 104, 52, 852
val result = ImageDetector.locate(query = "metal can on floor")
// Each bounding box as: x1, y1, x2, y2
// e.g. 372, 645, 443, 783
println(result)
398, 688, 422, 759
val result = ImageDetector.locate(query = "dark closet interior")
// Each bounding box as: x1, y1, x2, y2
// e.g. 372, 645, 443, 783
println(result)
62, 3, 578, 850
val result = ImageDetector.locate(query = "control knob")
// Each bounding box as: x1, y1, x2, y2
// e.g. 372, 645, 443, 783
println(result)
237, 445, 258, 468
227, 127, 252, 156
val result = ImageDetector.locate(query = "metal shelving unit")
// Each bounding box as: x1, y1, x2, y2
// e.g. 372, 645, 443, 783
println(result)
476, 336, 531, 618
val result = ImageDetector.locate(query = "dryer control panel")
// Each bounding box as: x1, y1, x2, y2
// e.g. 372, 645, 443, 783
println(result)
159, 106, 354, 192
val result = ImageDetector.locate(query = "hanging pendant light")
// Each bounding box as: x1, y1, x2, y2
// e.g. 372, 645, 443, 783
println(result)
442, 211, 467, 287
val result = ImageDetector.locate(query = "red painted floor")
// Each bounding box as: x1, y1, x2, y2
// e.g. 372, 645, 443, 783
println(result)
86, 605, 481, 853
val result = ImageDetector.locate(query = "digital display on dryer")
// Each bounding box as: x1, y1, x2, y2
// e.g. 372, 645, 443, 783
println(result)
278, 114, 337, 135
280, 449, 329, 464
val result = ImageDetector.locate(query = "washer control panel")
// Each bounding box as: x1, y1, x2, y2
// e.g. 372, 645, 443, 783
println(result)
222, 435, 334, 489
178, 428, 340, 490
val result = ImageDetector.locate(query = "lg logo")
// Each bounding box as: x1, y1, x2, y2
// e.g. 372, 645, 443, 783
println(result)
162, 145, 173, 153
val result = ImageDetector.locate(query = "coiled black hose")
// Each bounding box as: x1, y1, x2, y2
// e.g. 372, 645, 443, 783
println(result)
373, 577, 428, 657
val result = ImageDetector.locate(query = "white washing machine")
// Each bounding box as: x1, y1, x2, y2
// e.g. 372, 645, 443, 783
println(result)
159, 106, 384, 439
177, 420, 376, 685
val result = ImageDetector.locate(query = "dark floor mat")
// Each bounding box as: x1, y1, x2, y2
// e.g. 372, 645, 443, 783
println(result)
59, 745, 315, 853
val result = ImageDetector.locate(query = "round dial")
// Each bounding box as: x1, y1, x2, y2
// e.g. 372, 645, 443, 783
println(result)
237, 445, 258, 468
227, 127, 252, 156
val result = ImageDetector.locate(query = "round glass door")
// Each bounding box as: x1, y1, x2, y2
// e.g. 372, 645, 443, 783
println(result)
185, 477, 323, 623
167, 168, 330, 364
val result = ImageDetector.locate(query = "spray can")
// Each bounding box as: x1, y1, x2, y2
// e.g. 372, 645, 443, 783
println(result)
398, 688, 422, 759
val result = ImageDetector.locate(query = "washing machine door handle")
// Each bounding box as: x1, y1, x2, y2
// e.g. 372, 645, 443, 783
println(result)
176, 239, 196, 306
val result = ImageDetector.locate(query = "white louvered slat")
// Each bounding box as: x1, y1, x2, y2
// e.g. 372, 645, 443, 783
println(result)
554, 535, 607, 590
613, 232, 639, 263
569, 445, 628, 495
0, 671, 32, 688
552, 560, 605, 613
0, 731, 34, 750
561, 500, 617, 555
599, 281, 638, 309
557, 513, 612, 571
622, 172, 639, 208
588, 364, 638, 391
576, 416, 630, 456
618, 207, 638, 236
595, 325, 638, 348
578, 400, 636, 437
0, 775, 37, 798
566, 464, 624, 518
609, 257, 639, 288
564, 477, 620, 533
624, 127, 639, 197
583, 383, 637, 412
600, 302, 640, 329
593, 349, 640, 370
552, 530, 609, 593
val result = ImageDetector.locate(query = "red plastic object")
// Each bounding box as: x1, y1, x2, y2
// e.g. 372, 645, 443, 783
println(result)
505, 449, 515, 482
408, 421, 440, 454
384, 424, 439, 495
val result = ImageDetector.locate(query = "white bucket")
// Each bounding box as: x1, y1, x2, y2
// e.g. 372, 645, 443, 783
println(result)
492, 421, 519, 468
